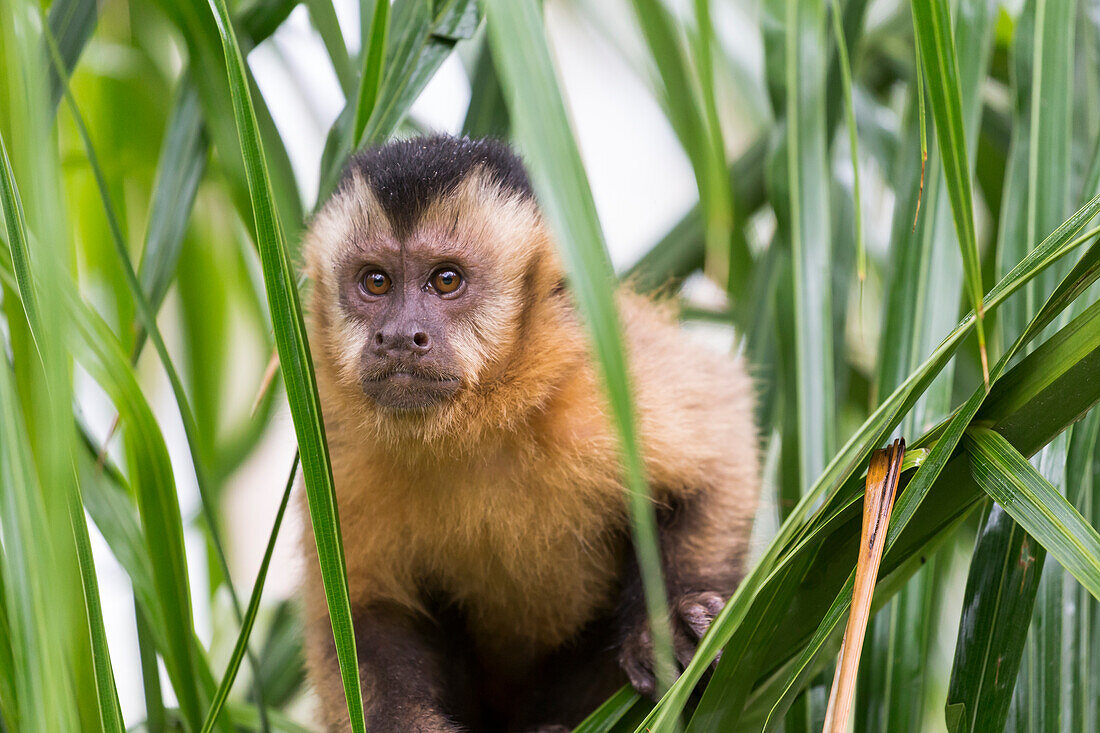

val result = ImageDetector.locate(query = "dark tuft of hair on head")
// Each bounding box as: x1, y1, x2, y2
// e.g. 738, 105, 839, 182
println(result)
338, 135, 534, 237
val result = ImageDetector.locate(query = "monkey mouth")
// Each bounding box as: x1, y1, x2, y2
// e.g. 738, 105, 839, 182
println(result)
360, 366, 461, 410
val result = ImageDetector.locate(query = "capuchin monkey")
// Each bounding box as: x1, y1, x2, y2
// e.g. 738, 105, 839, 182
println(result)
299, 135, 759, 732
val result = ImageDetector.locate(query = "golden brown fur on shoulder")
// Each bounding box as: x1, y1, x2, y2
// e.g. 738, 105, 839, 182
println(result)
299, 135, 759, 732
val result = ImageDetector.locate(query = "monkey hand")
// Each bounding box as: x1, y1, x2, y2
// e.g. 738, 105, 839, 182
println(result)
617, 590, 725, 698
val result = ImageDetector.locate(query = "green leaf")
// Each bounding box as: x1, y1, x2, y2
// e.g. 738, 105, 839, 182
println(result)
944, 500, 1040, 733
44, 0, 97, 110
0, 131, 44, 363
351, 0, 390, 146
572, 686, 645, 733
66, 475, 125, 733
304, 0, 355, 95
202, 0, 365, 729
827, 0, 864, 283
201, 454, 299, 732
69, 301, 208, 732
912, 0, 989, 381
627, 0, 748, 295
318, 0, 480, 199
134, 77, 208, 353
763, 0, 837, 546
2, 23, 89, 728
966, 423, 1100, 601
484, 0, 677, 699
461, 41, 510, 139
781, 0, 836, 493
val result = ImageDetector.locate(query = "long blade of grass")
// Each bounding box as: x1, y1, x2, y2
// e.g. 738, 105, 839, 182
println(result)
134, 77, 208, 354
1025, 0, 1078, 305
572, 687, 645, 733
0, 341, 76, 733
944, 499, 1042, 733
965, 423, 1100, 600
780, 0, 837, 496
461, 41, 510, 139
1012, 3, 1078, 718
484, 0, 677, 697
201, 454, 299, 732
304, 0, 355, 95
351, 0, 389, 146
912, 0, 990, 384
44, 0, 96, 110
321, 0, 479, 195
202, 0, 365, 729
827, 0, 864, 284
135, 601, 167, 733
627, 0, 748, 295
0, 66, 81, 729
0, 571, 15, 725
691, 0, 747, 294
910, 3, 929, 230
0, 132, 44, 362
954, 6, 1081, 726
65, 472, 125, 733
69, 297, 208, 731
1066, 407, 1099, 732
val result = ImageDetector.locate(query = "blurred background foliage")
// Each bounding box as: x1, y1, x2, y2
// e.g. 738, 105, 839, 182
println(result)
0, 0, 1099, 731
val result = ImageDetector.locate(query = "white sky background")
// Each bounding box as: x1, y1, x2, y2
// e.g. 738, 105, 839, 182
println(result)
91, 1, 720, 724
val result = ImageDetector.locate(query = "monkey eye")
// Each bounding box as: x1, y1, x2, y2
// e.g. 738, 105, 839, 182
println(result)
429, 267, 463, 295
360, 269, 391, 296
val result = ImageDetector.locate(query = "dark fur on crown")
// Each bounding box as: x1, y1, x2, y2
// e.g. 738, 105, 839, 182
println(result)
338, 135, 534, 237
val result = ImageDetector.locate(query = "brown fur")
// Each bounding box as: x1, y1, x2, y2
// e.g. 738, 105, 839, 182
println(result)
299, 155, 759, 732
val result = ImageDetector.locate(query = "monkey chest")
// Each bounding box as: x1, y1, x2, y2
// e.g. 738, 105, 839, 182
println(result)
420, 486, 627, 657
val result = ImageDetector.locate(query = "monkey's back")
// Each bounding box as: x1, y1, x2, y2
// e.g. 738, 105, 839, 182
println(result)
618, 291, 758, 495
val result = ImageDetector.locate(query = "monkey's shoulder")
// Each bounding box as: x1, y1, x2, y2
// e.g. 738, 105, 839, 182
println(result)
611, 290, 758, 493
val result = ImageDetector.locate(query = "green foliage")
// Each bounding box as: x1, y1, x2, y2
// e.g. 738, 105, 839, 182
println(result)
0, 0, 1097, 731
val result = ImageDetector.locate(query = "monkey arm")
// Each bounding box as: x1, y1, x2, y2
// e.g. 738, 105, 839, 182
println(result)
306, 602, 460, 733
616, 484, 747, 697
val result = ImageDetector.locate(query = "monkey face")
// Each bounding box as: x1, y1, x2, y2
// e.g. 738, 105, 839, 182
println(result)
342, 247, 470, 410
307, 144, 562, 422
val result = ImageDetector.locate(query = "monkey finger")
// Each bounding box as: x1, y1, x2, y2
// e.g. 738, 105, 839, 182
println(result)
620, 653, 656, 699
618, 629, 657, 698
673, 628, 698, 669
677, 591, 725, 640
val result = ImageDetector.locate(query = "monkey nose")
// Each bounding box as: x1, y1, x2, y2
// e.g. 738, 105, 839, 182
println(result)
372, 328, 432, 355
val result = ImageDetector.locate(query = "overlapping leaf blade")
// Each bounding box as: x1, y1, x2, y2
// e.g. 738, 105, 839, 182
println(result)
203, 0, 365, 729
965, 424, 1100, 601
